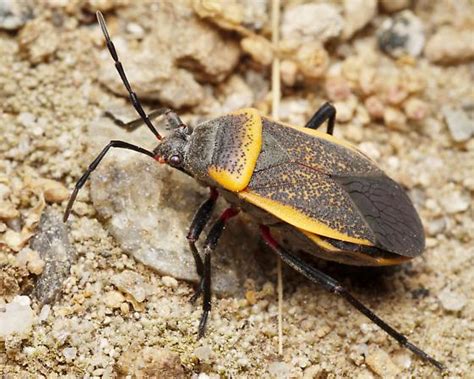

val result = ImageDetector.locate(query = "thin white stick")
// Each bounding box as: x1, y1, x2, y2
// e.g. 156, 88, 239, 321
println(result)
271, 0, 283, 357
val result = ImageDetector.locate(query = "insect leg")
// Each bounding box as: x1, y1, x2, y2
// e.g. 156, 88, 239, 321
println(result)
259, 225, 445, 370
198, 207, 240, 338
304, 102, 336, 135
104, 108, 185, 132
63, 140, 154, 222
96, 11, 162, 140
186, 188, 219, 303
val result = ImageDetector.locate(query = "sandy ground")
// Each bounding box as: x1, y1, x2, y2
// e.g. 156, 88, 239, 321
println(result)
0, 1, 473, 378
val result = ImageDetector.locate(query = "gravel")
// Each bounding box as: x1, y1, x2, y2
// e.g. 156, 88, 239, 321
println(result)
0, 1, 472, 377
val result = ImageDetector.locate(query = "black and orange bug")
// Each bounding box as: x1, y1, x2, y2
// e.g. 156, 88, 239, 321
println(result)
64, 11, 444, 370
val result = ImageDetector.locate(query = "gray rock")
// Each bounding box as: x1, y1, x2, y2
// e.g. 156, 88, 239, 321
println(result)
377, 10, 425, 58
0, 1, 33, 31
87, 119, 265, 295
442, 106, 474, 142
99, 3, 240, 109
31, 209, 75, 305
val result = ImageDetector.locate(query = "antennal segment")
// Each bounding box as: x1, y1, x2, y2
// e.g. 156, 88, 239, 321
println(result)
96, 11, 162, 140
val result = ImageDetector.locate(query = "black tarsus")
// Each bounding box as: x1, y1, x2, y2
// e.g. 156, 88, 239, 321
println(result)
196, 207, 239, 338
304, 102, 336, 135
63, 140, 154, 222
104, 107, 186, 132
186, 188, 219, 303
96, 11, 162, 140
259, 225, 445, 371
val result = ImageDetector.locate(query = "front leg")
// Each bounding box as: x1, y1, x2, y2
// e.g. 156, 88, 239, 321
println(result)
186, 188, 219, 302
198, 207, 239, 338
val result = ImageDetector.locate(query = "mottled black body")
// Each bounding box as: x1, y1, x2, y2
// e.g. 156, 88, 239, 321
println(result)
62, 12, 444, 371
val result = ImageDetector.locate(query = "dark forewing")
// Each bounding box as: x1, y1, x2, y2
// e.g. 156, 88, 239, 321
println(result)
246, 118, 425, 257
334, 175, 425, 257
248, 163, 377, 243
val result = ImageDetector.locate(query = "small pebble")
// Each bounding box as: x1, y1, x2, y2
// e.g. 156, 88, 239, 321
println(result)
358, 142, 381, 160
365, 96, 385, 120
442, 106, 474, 142
103, 291, 125, 309
31, 210, 74, 305
18, 18, 60, 64
0, 296, 34, 339
0, 201, 19, 221
392, 350, 412, 369
194, 345, 212, 362
426, 218, 447, 236
296, 43, 329, 79
440, 191, 470, 214
380, 0, 411, 13
15, 248, 45, 275
120, 302, 130, 315
282, 3, 344, 44
63, 347, 77, 362
38, 304, 51, 322
17, 112, 36, 128
403, 98, 429, 121
116, 347, 185, 377
342, 0, 377, 39
425, 27, 474, 64
161, 275, 178, 288
126, 22, 144, 38
384, 107, 407, 130
365, 347, 400, 377
438, 288, 467, 312
325, 76, 352, 102
0, 1, 33, 30
377, 10, 425, 58
267, 361, 290, 379
241, 35, 273, 66
334, 96, 357, 123
111, 270, 148, 303
303, 364, 323, 379
280, 60, 298, 87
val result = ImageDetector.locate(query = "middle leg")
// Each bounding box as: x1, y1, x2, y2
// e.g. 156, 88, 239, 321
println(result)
198, 207, 239, 338
186, 188, 219, 302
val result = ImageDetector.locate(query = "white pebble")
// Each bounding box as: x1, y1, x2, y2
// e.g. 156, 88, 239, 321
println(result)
194, 345, 213, 362
282, 3, 344, 44
440, 191, 470, 214
267, 361, 290, 378
63, 347, 77, 361
0, 296, 34, 339
17, 112, 36, 128
442, 106, 474, 143
38, 304, 51, 322
438, 288, 467, 312
162, 275, 178, 288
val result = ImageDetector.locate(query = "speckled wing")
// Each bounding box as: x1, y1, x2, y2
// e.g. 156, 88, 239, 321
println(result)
239, 118, 425, 257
